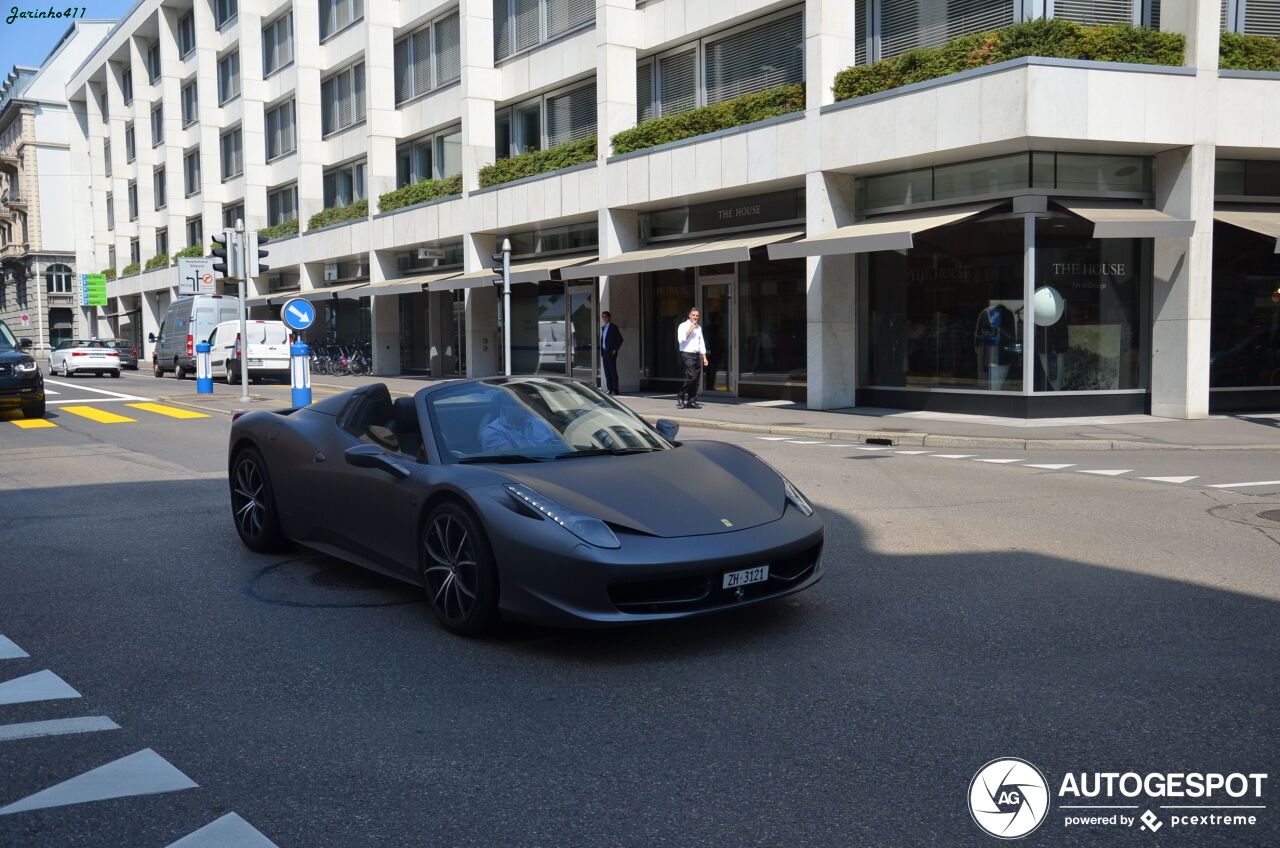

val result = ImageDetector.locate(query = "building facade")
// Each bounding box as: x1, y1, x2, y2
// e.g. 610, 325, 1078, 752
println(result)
1, 22, 114, 355
65, 0, 1280, 417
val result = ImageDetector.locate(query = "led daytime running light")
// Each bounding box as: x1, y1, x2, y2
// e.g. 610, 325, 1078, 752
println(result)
505, 484, 621, 549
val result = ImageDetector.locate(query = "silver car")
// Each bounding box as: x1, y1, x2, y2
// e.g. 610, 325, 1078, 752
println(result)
49, 338, 122, 378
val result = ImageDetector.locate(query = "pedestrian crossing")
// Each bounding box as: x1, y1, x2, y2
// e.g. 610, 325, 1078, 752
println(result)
5, 401, 209, 429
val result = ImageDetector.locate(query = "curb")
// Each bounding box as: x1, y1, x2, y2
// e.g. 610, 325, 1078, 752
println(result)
155, 395, 272, 417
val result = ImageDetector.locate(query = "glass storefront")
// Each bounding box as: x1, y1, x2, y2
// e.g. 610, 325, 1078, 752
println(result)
1211, 221, 1280, 393
505, 280, 596, 379
300, 298, 371, 350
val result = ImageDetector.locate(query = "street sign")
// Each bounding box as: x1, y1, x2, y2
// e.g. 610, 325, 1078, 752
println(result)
178, 257, 217, 295
19, 313, 29, 327
418, 247, 446, 260
281, 298, 315, 332
79, 274, 107, 307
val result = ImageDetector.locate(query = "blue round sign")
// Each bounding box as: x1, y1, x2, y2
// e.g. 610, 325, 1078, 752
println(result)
281, 298, 316, 331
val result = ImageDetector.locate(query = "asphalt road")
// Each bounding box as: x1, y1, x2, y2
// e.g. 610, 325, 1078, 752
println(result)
1, 371, 1278, 847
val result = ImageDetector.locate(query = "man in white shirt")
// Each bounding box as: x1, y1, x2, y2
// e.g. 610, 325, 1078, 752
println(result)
676, 307, 708, 409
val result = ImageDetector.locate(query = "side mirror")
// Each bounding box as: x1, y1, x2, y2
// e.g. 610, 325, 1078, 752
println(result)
148, 332, 156, 342
655, 419, 680, 441
344, 443, 410, 479
18, 337, 33, 349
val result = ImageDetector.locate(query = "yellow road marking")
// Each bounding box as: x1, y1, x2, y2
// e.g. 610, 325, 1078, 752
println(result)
126, 402, 210, 420
59, 405, 137, 424
9, 418, 57, 429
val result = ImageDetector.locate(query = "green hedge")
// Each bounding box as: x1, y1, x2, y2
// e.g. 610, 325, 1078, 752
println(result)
379, 174, 463, 212
1220, 31, 1280, 71
833, 19, 1185, 101
257, 218, 299, 240
173, 245, 203, 261
611, 84, 806, 154
144, 254, 170, 271
308, 199, 368, 230
120, 262, 140, 277
101, 268, 116, 281
478, 137, 597, 188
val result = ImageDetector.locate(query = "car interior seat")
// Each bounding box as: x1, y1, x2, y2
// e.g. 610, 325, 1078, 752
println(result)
392, 397, 423, 459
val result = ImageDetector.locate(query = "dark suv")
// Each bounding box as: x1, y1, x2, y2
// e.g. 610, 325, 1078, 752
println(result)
0, 319, 44, 419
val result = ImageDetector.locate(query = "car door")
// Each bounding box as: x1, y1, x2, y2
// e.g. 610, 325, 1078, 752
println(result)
207, 327, 223, 372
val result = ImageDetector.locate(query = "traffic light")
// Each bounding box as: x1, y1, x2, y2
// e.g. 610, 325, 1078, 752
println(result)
249, 233, 270, 276
210, 230, 242, 279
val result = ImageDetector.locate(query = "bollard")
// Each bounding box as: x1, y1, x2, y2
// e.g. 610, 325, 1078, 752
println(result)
290, 342, 312, 408
195, 342, 213, 395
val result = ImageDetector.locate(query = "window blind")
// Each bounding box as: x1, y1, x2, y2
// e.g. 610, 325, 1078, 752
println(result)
495, 0, 512, 59
394, 38, 413, 102
636, 61, 655, 123
1243, 0, 1280, 35
879, 0, 1013, 60
546, 84, 596, 146
413, 28, 433, 95
856, 0, 869, 65
547, 0, 593, 36
703, 12, 803, 105
354, 64, 366, 122
514, 0, 541, 52
436, 13, 461, 84
658, 49, 697, 116
1052, 0, 1136, 26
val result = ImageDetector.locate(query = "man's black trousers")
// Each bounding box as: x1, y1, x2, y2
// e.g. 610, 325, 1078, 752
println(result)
680, 352, 702, 403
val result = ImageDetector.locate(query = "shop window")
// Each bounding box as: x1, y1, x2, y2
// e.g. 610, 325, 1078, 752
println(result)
738, 257, 808, 383
1215, 159, 1280, 198
1210, 221, 1280, 388
394, 10, 461, 104
510, 282, 570, 375
643, 269, 695, 384
263, 11, 294, 76
321, 62, 366, 136
494, 0, 593, 61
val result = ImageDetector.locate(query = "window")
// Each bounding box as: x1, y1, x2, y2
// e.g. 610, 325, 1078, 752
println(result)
125, 123, 136, 162
181, 79, 198, 127
220, 128, 243, 180
184, 148, 201, 196
154, 166, 166, 209
186, 215, 202, 248
146, 41, 161, 83
1052, 0, 1138, 26
178, 11, 196, 57
265, 100, 296, 160
151, 104, 164, 146
129, 238, 140, 266
320, 0, 363, 40
322, 161, 366, 208
109, 246, 117, 270
156, 227, 168, 258
223, 202, 245, 229
495, 81, 594, 156
320, 62, 365, 136
395, 126, 462, 187
46, 264, 73, 293
104, 140, 112, 177
121, 68, 133, 105
393, 11, 461, 104
106, 192, 115, 229
262, 11, 294, 76
128, 181, 138, 221
215, 0, 237, 28
494, 0, 593, 61
218, 51, 241, 104
268, 183, 298, 226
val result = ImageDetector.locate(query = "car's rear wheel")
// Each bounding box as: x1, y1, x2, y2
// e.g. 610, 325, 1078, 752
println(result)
229, 447, 288, 552
420, 503, 499, 635
173, 358, 185, 379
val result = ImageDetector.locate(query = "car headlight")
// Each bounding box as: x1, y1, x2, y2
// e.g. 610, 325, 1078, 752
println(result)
505, 483, 621, 549
14, 358, 38, 374
782, 477, 814, 517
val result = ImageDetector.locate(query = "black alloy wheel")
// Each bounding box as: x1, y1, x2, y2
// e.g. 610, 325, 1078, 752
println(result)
420, 503, 499, 635
230, 447, 288, 552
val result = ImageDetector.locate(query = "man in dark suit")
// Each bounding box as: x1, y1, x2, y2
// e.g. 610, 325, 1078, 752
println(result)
600, 311, 623, 395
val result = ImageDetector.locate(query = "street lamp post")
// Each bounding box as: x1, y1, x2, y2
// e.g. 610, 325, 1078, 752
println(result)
502, 237, 512, 378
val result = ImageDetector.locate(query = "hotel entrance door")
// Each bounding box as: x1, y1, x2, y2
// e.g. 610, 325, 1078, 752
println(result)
696, 267, 735, 394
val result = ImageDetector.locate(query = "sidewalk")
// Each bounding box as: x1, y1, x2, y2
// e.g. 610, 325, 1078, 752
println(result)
155, 374, 1280, 451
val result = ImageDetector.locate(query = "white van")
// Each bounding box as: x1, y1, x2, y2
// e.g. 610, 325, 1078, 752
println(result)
152, 294, 241, 378
206, 320, 292, 383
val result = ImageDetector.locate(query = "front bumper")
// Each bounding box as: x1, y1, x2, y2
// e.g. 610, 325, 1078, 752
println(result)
0, 373, 45, 410
480, 491, 825, 627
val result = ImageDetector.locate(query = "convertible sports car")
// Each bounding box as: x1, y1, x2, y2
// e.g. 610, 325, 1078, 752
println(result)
227, 377, 823, 634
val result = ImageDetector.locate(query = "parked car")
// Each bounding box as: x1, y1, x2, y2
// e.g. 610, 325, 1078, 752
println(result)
152, 294, 241, 378
207, 319, 291, 384
227, 377, 824, 635
0, 319, 44, 419
96, 338, 138, 370
50, 338, 121, 378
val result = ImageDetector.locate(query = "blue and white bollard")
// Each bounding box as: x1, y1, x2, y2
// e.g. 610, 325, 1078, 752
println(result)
290, 342, 312, 408
195, 342, 213, 395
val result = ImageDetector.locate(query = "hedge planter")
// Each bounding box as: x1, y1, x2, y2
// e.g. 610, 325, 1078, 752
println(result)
144, 254, 170, 271
379, 174, 463, 212
308, 199, 368, 230
478, 137, 597, 188
172, 245, 203, 261
258, 218, 299, 240
1220, 31, 1280, 71
120, 262, 140, 277
101, 268, 117, 281
832, 19, 1185, 101
611, 84, 805, 155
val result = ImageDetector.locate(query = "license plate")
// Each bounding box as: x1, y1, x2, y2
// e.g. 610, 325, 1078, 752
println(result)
722, 565, 769, 589
248, 359, 264, 366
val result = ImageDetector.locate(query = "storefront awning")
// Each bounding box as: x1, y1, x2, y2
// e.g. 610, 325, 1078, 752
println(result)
245, 288, 300, 306
1214, 208, 1280, 252
295, 282, 370, 301
766, 205, 997, 259
561, 231, 803, 279
365, 270, 462, 297
1055, 201, 1194, 238
435, 255, 598, 290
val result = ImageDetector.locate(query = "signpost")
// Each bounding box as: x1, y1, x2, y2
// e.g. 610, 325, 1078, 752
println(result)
280, 298, 316, 334
178, 257, 217, 295
19, 313, 30, 327
79, 274, 107, 307
281, 297, 315, 408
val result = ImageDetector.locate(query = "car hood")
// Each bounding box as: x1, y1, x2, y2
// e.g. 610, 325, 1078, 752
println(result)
0, 349, 28, 364
496, 441, 786, 538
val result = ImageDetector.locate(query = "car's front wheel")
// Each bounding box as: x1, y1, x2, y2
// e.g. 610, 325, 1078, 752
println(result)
229, 447, 288, 552
420, 503, 499, 635
21, 400, 45, 420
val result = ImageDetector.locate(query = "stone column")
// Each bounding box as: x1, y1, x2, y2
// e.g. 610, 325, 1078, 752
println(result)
369, 249, 401, 375
293, 0, 325, 232
465, 232, 499, 376
460, 0, 500, 377
600, 209, 641, 392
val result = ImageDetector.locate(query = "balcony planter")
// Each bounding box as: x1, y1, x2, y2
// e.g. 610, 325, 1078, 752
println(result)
478, 137, 597, 189
172, 245, 203, 262
378, 174, 463, 213
611, 85, 805, 155
308, 199, 368, 230
1220, 31, 1280, 71
101, 268, 117, 281
144, 254, 169, 271
257, 218, 299, 240
120, 262, 141, 277
832, 19, 1185, 101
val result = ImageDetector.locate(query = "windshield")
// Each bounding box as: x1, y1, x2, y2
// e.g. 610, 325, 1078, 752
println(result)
96, 339, 129, 350
427, 379, 669, 462
245, 323, 289, 345
0, 321, 15, 351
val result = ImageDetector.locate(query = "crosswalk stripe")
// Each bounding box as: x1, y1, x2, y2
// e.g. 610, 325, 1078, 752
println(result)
59, 405, 136, 424
1140, 476, 1199, 484
8, 418, 56, 429
0, 670, 81, 706
755, 436, 790, 441
0, 748, 197, 816
930, 454, 975, 459
1026, 464, 1075, 470
165, 813, 281, 848
975, 458, 1022, 463
0, 716, 120, 743
855, 446, 891, 451
823, 444, 858, 448
1078, 469, 1131, 476
0, 636, 27, 660
1207, 480, 1280, 489
894, 450, 930, 455
786, 440, 824, 444
126, 402, 209, 419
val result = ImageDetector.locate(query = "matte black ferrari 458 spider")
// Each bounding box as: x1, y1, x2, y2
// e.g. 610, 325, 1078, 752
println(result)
227, 377, 823, 634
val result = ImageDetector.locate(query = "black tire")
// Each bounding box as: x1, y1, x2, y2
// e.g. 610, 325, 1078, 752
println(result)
173, 358, 184, 379
225, 363, 236, 384
420, 503, 499, 635
21, 400, 45, 420
229, 447, 289, 553
153, 357, 164, 377
110, 370, 120, 378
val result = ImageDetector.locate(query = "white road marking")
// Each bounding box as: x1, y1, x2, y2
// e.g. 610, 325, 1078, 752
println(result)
1026, 464, 1075, 470
1207, 480, 1280, 489
0, 716, 120, 743
786, 440, 825, 444
42, 379, 149, 404
165, 813, 281, 848
0, 670, 81, 706
975, 458, 1022, 464
823, 444, 859, 448
1140, 476, 1199, 484
1077, 469, 1132, 476
0, 748, 198, 816
42, 388, 59, 395
930, 454, 976, 459
894, 450, 931, 455
855, 446, 891, 451
0, 635, 27, 660
755, 436, 791, 441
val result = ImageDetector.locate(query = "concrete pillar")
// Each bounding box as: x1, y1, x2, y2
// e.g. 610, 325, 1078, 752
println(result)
459, 0, 499, 194
370, 249, 400, 375
429, 289, 452, 376
365, 2, 399, 210
600, 209, 641, 391
142, 287, 164, 364
1159, 0, 1221, 70
465, 231, 498, 376
294, 0, 325, 231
